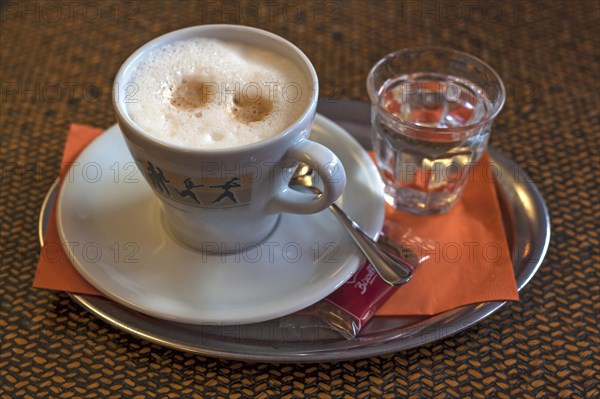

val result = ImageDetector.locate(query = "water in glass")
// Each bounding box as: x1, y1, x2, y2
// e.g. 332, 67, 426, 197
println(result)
372, 72, 492, 214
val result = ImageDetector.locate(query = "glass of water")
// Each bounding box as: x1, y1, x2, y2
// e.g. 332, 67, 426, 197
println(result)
367, 47, 505, 215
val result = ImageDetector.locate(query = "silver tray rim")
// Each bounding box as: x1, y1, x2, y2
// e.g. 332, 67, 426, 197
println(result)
38, 102, 550, 363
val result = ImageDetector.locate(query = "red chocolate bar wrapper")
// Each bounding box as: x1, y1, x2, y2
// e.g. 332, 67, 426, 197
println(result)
325, 260, 403, 332
279, 238, 422, 339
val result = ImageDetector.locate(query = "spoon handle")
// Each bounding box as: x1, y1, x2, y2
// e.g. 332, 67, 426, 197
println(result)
329, 203, 414, 286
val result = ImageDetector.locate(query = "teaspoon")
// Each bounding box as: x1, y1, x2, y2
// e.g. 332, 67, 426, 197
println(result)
289, 164, 414, 286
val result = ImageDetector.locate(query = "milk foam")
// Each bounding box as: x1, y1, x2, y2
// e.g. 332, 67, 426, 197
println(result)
126, 38, 311, 149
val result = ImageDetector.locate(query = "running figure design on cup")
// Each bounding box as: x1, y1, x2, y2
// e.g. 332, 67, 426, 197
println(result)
175, 178, 204, 204
147, 161, 171, 196
210, 177, 241, 205
138, 158, 248, 208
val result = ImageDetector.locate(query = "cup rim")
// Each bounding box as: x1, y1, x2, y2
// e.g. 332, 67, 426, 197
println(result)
366, 46, 506, 134
112, 24, 318, 154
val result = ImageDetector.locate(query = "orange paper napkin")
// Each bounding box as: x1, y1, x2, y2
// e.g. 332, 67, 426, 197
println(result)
34, 124, 519, 315
375, 152, 519, 315
34, 124, 104, 295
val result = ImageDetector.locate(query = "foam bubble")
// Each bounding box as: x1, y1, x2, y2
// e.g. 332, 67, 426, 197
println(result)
126, 38, 310, 149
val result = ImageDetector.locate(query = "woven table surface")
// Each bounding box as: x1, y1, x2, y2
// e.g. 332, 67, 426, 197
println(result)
1, 0, 598, 398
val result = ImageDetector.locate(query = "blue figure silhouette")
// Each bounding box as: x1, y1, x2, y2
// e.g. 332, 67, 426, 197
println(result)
210, 177, 241, 204
147, 161, 170, 196
175, 178, 204, 204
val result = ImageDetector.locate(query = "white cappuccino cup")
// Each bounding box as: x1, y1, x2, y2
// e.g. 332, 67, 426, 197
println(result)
113, 25, 346, 252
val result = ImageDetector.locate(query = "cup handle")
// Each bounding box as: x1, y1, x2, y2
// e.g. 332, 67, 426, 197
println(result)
270, 140, 346, 214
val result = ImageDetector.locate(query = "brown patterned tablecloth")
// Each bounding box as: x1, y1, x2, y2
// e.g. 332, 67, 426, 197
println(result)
1, 1, 598, 397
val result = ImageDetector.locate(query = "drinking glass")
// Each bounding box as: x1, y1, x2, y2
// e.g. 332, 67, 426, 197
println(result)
367, 47, 505, 215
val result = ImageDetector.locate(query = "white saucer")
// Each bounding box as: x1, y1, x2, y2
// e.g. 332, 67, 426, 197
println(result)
57, 114, 385, 324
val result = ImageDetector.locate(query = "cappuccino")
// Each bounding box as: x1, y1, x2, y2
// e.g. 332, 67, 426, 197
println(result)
126, 38, 311, 149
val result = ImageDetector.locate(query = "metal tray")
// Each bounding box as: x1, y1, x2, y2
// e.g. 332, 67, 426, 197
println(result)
39, 100, 550, 362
